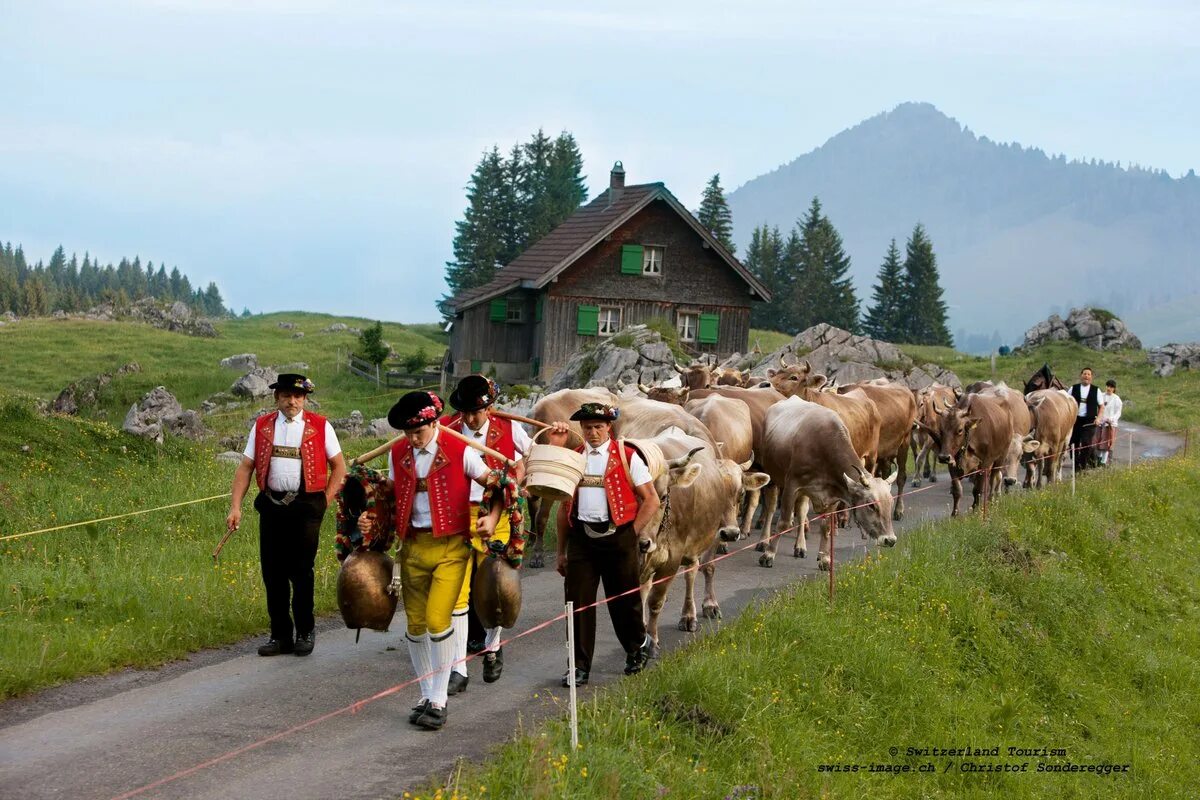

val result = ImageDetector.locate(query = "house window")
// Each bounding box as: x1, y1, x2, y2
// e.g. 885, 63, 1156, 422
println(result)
642, 246, 663, 275
598, 306, 622, 337
505, 302, 523, 323
676, 311, 698, 342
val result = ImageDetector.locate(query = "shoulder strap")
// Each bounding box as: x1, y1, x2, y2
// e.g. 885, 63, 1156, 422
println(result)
615, 438, 632, 481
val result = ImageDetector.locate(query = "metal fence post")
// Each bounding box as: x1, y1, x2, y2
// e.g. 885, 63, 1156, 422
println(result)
565, 601, 579, 751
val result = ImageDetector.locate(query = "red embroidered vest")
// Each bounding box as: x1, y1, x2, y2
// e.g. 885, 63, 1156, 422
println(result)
440, 413, 516, 471
570, 439, 640, 527
391, 432, 473, 539
253, 412, 329, 492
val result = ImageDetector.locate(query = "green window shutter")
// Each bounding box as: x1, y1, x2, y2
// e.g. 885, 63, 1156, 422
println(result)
698, 313, 719, 344
620, 244, 643, 275
577, 304, 599, 336
531, 357, 541, 378
470, 360, 482, 373
489, 298, 507, 322
534, 295, 544, 323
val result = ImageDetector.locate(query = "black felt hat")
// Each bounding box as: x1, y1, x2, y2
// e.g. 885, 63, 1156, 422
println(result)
388, 391, 444, 431
449, 375, 496, 412
268, 373, 315, 393
569, 402, 619, 422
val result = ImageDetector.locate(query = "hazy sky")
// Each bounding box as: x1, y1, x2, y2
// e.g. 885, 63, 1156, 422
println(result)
2, 1, 1197, 322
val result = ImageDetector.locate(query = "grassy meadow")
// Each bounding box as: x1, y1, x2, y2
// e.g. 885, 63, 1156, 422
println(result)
425, 451, 1200, 800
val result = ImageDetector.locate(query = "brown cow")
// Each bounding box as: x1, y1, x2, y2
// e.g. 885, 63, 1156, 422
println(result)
638, 383, 689, 405
635, 431, 769, 652
911, 383, 958, 487
766, 362, 881, 473
673, 362, 713, 390
921, 393, 1033, 516
758, 396, 897, 569
838, 378, 917, 519
1024, 389, 1078, 487
713, 367, 745, 386
683, 394, 753, 466
966, 381, 1035, 490
687, 385, 786, 538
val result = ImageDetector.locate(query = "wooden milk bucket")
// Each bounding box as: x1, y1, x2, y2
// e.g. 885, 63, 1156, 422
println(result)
524, 427, 586, 501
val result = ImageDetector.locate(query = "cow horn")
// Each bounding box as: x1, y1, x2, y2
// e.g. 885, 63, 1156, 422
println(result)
739, 451, 754, 471
666, 446, 705, 470
637, 383, 652, 395
672, 363, 685, 374
885, 468, 899, 485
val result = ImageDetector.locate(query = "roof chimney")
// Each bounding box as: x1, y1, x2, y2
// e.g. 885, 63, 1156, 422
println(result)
609, 160, 625, 205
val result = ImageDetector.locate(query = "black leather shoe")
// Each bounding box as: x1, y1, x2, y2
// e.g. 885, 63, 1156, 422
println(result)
257, 638, 294, 656
625, 646, 648, 675
447, 671, 469, 695
294, 631, 315, 657
466, 639, 486, 655
409, 699, 431, 725
483, 648, 503, 683
414, 704, 447, 730
561, 668, 588, 687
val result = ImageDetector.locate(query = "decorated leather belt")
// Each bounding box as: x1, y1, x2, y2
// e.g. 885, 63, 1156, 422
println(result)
578, 475, 605, 489
415, 478, 429, 492
267, 490, 299, 506
271, 446, 301, 460
579, 519, 616, 537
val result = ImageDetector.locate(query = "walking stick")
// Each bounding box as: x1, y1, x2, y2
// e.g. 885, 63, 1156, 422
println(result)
489, 410, 551, 429
213, 526, 237, 563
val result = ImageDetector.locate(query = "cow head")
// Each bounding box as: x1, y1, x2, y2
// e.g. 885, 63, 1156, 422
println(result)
932, 397, 978, 468
638, 383, 689, 405
640, 446, 705, 554
716, 459, 770, 542
765, 361, 823, 398
715, 368, 744, 386
673, 362, 712, 390
842, 467, 897, 546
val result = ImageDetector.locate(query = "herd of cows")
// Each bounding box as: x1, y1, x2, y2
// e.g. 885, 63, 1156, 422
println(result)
522, 356, 1082, 653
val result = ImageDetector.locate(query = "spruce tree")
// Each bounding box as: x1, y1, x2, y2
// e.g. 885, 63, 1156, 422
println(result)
697, 173, 736, 254
899, 223, 952, 346
862, 239, 906, 342
520, 129, 556, 245
745, 224, 783, 329
791, 197, 860, 333
438, 147, 508, 317
547, 132, 587, 229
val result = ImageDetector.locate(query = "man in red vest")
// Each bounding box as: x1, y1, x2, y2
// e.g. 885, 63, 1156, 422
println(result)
545, 403, 660, 687
362, 390, 502, 731
441, 375, 533, 693
226, 374, 347, 657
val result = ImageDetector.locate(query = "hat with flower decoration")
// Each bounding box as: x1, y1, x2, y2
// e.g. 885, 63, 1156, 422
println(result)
569, 402, 620, 422
268, 373, 316, 394
388, 390, 445, 431
449, 374, 499, 412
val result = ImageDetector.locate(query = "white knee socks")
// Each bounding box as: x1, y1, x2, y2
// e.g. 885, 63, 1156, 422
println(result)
406, 632, 433, 702
451, 609, 469, 678
428, 627, 455, 707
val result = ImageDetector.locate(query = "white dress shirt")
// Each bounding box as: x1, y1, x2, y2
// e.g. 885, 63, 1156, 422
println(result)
242, 411, 342, 492
575, 443, 653, 524
1074, 384, 1103, 417
458, 418, 533, 503
1100, 393, 1122, 426
388, 432, 490, 528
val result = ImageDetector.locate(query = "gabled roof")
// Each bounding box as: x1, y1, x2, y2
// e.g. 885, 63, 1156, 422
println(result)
451, 182, 770, 312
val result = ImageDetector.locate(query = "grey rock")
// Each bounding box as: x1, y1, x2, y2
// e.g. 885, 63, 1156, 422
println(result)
231, 367, 279, 399
1021, 307, 1141, 351
364, 417, 394, 438
219, 353, 258, 370
1147, 342, 1200, 378
277, 321, 296, 330
291, 331, 305, 339
123, 403, 163, 443
215, 451, 245, 464
547, 324, 685, 392
349, 410, 364, 425
168, 410, 210, 440
2, 311, 15, 322
123, 386, 188, 443
325, 323, 349, 332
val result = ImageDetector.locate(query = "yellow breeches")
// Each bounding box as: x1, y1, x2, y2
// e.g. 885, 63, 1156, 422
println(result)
399, 531, 472, 636
454, 508, 512, 611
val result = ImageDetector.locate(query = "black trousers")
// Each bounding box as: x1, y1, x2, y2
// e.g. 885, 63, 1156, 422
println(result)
254, 489, 326, 641
1071, 417, 1097, 469
564, 521, 646, 673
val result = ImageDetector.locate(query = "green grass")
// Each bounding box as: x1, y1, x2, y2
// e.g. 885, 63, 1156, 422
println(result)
750, 328, 794, 355
429, 453, 1200, 800
0, 311, 446, 440
0, 398, 400, 698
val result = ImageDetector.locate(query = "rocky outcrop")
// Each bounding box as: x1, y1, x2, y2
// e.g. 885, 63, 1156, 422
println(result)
1147, 343, 1200, 378
122, 386, 209, 443
51, 362, 142, 415
546, 325, 681, 392
230, 367, 279, 399
219, 353, 257, 370
79, 298, 219, 337
324, 323, 349, 332
749, 324, 961, 390
1020, 307, 1141, 351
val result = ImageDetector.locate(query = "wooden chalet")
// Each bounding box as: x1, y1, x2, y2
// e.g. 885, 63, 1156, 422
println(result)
447, 162, 770, 382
